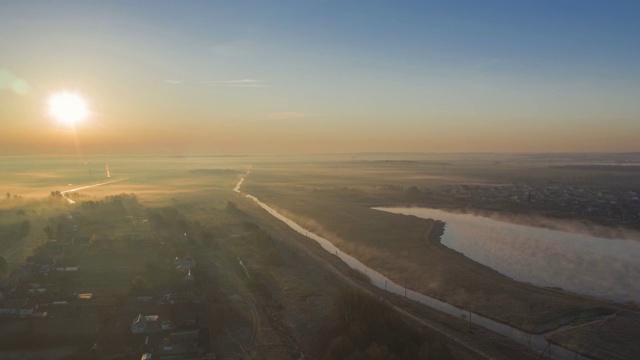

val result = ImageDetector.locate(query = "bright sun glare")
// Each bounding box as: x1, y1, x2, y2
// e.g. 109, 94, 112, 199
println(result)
48, 92, 89, 126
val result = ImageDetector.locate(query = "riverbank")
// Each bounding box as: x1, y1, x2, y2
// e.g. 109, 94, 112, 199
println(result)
242, 177, 624, 334
377, 206, 640, 303
238, 164, 640, 359
233, 174, 545, 359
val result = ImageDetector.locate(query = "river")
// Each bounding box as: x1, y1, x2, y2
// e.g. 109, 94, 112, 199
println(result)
375, 207, 640, 304
234, 173, 591, 359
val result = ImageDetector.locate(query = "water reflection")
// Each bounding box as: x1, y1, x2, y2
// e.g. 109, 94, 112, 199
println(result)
376, 207, 640, 303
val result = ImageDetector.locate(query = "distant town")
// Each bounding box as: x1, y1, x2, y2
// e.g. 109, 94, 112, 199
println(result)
407, 182, 640, 229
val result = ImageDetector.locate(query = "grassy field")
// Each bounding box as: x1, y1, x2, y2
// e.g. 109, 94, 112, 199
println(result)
547, 310, 640, 360
242, 160, 633, 335
2, 153, 638, 359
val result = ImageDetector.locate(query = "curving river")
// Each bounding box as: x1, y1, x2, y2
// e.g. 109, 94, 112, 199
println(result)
375, 207, 640, 304
234, 173, 591, 359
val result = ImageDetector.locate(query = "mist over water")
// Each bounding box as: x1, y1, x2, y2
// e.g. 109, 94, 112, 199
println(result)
377, 207, 640, 303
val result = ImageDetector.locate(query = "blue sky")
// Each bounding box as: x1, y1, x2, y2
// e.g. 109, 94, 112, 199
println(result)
1, 1, 639, 153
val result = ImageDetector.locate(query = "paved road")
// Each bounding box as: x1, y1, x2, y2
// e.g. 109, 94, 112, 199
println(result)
61, 178, 129, 203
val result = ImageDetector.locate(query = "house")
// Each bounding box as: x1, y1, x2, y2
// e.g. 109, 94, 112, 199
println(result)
19, 304, 36, 317
0, 299, 38, 318
160, 320, 174, 330
131, 313, 161, 334
27, 283, 47, 295
0, 299, 23, 317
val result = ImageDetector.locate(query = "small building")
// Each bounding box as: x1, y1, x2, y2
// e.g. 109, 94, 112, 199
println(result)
131, 314, 161, 334
0, 299, 38, 318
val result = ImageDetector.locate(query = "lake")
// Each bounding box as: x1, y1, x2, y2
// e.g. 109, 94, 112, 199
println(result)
375, 207, 640, 303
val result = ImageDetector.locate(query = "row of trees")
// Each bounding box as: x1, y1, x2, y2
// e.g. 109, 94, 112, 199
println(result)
4, 192, 22, 200
79, 193, 139, 211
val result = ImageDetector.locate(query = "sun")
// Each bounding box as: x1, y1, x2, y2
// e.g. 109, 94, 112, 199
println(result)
48, 92, 89, 127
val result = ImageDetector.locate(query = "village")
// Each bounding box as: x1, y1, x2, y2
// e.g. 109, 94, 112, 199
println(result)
0, 194, 217, 360
414, 182, 640, 228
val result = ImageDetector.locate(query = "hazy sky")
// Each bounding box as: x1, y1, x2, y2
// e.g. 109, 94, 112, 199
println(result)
1, 1, 639, 154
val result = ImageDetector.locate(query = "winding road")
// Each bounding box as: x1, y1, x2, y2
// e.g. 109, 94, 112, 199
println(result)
60, 178, 129, 203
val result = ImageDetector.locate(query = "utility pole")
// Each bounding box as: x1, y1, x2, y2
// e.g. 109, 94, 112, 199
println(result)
404, 278, 407, 297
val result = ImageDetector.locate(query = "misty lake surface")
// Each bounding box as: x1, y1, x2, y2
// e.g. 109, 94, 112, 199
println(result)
376, 207, 640, 303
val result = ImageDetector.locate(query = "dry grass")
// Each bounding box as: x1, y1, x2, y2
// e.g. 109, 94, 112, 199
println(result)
548, 311, 640, 360
2, 154, 635, 351
242, 164, 622, 334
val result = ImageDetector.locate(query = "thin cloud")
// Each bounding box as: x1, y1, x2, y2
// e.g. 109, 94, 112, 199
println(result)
216, 79, 262, 84
162, 78, 269, 88
201, 79, 270, 88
